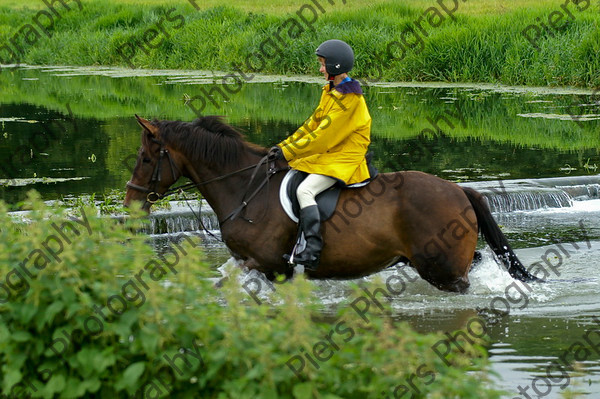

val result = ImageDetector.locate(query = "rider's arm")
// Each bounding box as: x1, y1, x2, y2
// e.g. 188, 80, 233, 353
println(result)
278, 93, 361, 160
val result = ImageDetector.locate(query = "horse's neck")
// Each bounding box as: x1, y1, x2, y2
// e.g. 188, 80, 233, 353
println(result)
183, 151, 264, 219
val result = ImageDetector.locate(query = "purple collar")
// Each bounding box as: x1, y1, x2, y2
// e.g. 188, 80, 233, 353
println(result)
331, 78, 363, 95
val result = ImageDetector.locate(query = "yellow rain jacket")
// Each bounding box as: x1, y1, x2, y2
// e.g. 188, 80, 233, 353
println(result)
278, 79, 372, 185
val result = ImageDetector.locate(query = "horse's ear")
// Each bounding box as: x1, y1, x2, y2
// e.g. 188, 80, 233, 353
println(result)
135, 114, 159, 137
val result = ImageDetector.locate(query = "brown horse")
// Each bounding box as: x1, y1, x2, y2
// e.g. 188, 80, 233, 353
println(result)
124, 115, 539, 293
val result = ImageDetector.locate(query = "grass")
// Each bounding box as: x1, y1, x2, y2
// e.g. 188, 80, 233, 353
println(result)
0, 0, 579, 15
0, 0, 599, 87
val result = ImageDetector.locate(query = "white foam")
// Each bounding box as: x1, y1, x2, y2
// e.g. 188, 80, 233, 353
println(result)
468, 251, 516, 295
519, 198, 600, 214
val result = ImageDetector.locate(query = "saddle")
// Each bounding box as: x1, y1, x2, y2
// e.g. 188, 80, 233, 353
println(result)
279, 153, 378, 223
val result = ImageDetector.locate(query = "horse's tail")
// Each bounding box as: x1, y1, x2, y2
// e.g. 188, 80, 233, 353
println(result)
462, 187, 541, 282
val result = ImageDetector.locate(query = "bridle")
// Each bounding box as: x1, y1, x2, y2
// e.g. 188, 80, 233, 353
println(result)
125, 138, 180, 204
125, 138, 287, 228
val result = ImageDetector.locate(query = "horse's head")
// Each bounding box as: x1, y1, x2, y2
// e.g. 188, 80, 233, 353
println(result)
123, 115, 182, 212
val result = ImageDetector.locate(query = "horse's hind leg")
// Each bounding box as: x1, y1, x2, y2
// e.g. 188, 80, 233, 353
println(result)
469, 251, 483, 272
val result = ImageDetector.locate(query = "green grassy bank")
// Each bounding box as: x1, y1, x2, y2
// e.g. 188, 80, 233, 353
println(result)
0, 0, 599, 87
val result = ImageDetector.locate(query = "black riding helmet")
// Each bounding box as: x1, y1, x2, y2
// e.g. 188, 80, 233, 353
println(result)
315, 39, 354, 78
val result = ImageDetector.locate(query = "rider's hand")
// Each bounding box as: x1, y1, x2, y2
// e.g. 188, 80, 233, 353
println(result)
268, 146, 284, 161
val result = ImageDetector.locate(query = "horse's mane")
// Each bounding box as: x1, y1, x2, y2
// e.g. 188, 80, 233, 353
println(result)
151, 116, 267, 168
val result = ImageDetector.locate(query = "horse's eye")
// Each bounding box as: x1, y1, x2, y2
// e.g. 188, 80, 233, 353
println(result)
143, 158, 151, 164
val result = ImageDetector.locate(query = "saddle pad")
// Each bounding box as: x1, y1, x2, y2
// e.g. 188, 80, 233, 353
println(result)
279, 170, 342, 223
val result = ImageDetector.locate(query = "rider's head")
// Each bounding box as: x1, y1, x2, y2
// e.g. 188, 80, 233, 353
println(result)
315, 39, 354, 81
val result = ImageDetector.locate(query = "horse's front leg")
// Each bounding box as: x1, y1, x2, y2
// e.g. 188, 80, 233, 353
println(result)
240, 257, 261, 271
225, 249, 273, 276
241, 258, 294, 281
214, 254, 256, 288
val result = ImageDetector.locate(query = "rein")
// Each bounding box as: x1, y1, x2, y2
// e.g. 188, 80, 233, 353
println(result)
126, 141, 287, 238
126, 142, 270, 204
163, 161, 265, 199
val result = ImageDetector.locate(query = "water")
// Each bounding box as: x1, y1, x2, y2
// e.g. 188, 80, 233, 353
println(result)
1, 65, 599, 204
212, 196, 600, 398
1, 65, 600, 397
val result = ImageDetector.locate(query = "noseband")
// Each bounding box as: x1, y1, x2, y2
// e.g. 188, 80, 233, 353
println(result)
126, 138, 179, 204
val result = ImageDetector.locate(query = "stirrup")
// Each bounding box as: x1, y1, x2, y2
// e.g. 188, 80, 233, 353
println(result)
303, 263, 318, 271
292, 256, 319, 271
283, 253, 318, 271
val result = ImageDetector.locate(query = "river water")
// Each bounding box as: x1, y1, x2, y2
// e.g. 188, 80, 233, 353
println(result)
1, 65, 599, 397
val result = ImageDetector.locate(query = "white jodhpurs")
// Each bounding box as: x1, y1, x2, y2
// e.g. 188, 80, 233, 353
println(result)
296, 174, 337, 209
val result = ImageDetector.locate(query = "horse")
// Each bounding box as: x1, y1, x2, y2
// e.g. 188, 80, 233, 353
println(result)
123, 115, 539, 293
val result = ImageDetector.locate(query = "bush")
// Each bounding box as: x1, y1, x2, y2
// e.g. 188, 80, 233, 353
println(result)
0, 192, 501, 398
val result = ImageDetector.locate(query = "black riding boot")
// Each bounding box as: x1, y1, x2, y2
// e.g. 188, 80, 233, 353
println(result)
293, 205, 323, 271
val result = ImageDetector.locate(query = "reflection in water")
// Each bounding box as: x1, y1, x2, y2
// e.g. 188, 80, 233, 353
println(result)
1, 66, 600, 397
0, 103, 108, 204
1, 67, 599, 204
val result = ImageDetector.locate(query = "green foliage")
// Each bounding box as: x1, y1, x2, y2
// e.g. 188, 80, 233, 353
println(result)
0, 192, 204, 398
0, 1, 599, 87
0, 192, 501, 398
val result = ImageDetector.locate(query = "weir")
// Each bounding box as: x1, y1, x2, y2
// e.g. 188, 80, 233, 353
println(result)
461, 175, 600, 213
142, 175, 600, 235
144, 202, 219, 236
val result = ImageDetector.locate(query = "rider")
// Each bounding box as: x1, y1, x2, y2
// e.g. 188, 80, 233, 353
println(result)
268, 39, 372, 271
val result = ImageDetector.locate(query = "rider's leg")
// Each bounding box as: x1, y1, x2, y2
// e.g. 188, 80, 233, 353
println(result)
293, 174, 336, 270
